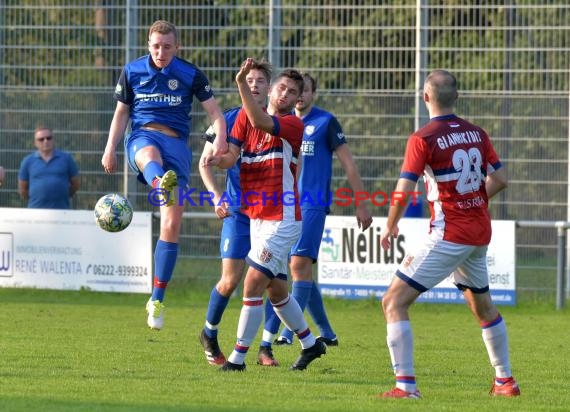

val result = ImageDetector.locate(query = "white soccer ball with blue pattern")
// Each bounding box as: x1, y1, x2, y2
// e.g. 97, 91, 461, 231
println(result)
94, 193, 133, 233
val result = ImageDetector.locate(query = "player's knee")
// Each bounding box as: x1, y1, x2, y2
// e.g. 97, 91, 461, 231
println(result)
159, 215, 182, 238
217, 274, 241, 295
381, 293, 393, 315
381, 290, 408, 318
290, 257, 312, 280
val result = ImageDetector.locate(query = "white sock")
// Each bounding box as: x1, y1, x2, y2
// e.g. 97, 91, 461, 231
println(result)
261, 329, 276, 345
386, 321, 416, 392
227, 297, 263, 365
204, 320, 218, 332
481, 315, 512, 378
272, 295, 316, 349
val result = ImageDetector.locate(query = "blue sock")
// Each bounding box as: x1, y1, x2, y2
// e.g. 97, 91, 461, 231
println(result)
307, 281, 335, 339
261, 299, 280, 347
279, 280, 313, 342
151, 240, 178, 302
204, 287, 230, 338
142, 161, 164, 186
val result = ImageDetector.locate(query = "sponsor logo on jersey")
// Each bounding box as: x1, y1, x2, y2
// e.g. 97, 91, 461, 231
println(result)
135, 93, 182, 106
305, 125, 315, 135
301, 140, 315, 155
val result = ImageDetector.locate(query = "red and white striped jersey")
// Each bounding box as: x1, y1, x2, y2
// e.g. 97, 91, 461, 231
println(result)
229, 108, 303, 221
400, 114, 502, 245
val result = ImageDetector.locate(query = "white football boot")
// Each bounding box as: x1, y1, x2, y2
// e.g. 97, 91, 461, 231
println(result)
146, 299, 165, 330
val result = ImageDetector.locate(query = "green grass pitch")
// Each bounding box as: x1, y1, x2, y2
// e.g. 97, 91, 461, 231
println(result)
0, 285, 568, 412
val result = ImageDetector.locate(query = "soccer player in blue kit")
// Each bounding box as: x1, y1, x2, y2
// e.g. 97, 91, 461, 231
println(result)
101, 20, 227, 330
198, 58, 273, 366
259, 72, 373, 356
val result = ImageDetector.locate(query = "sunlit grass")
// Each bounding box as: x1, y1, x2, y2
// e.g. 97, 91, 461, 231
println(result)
0, 284, 568, 412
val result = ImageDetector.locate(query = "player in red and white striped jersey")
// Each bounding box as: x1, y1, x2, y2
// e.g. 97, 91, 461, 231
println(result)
379, 70, 519, 398
203, 58, 326, 372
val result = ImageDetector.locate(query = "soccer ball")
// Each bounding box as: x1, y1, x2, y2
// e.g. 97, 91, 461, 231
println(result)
94, 193, 133, 233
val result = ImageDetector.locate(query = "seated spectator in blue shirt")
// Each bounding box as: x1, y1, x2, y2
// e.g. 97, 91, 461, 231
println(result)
18, 126, 80, 209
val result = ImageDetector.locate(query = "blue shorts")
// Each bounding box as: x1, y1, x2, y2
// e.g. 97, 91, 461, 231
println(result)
220, 210, 250, 259
290, 208, 327, 262
125, 129, 191, 188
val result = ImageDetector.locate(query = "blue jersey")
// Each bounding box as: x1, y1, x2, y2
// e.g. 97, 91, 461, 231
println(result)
114, 55, 214, 139
298, 106, 347, 212
18, 149, 79, 209
203, 107, 249, 259
204, 107, 242, 213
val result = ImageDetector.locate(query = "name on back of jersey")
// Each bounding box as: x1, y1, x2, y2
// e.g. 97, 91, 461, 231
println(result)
436, 130, 482, 150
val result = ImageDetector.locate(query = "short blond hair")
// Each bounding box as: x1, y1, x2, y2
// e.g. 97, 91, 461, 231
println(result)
148, 20, 178, 42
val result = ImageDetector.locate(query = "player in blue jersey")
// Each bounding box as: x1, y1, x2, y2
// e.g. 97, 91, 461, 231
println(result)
101, 20, 227, 330
259, 72, 373, 354
198, 59, 274, 366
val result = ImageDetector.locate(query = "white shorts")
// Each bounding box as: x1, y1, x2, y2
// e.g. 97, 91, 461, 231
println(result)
396, 232, 490, 293
246, 219, 301, 279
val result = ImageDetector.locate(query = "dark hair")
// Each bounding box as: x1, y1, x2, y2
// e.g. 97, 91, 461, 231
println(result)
301, 72, 317, 93
424, 69, 457, 108
274, 69, 304, 95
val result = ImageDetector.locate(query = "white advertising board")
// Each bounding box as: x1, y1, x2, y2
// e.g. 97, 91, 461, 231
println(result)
318, 216, 516, 305
0, 208, 152, 293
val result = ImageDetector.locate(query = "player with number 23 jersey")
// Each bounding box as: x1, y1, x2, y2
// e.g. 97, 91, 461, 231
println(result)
400, 114, 502, 246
